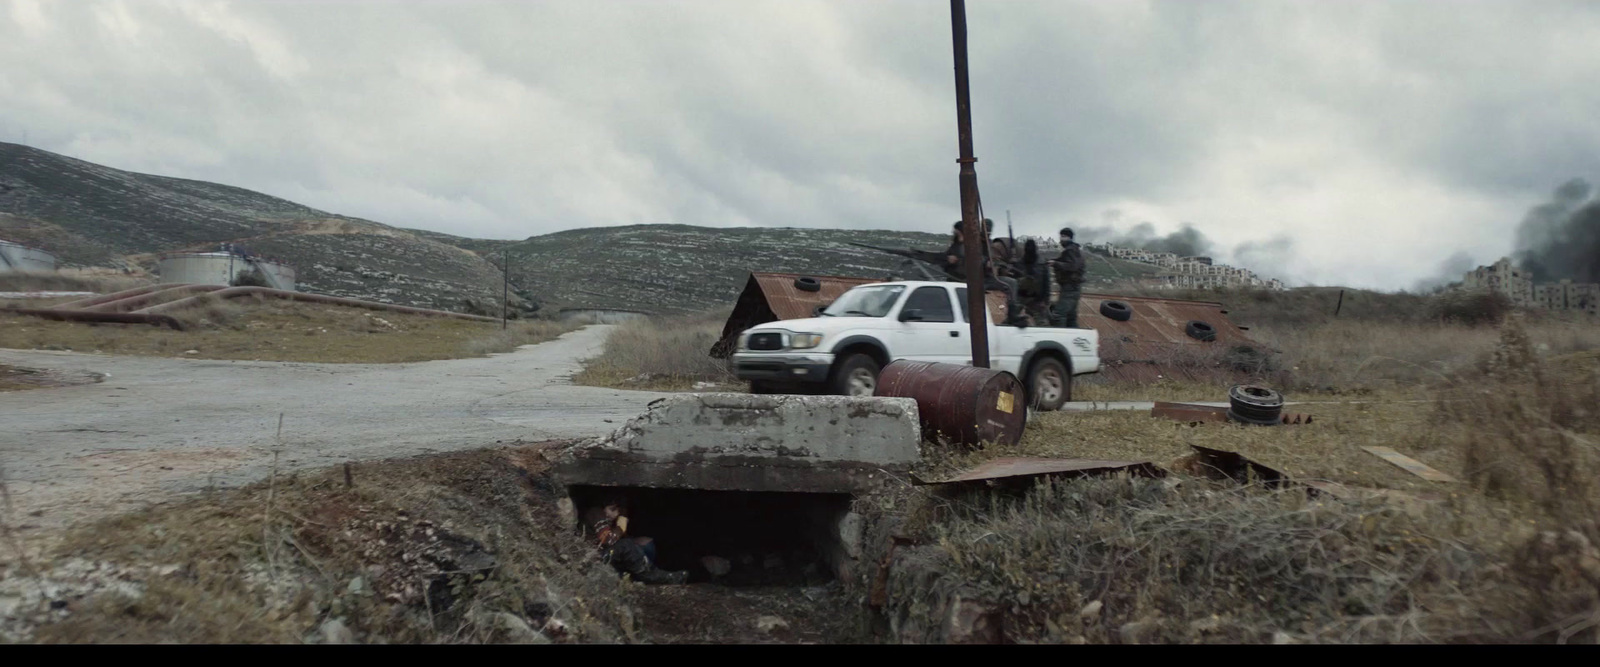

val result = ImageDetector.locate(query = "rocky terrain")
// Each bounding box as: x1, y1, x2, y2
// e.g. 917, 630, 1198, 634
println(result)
2, 142, 1158, 314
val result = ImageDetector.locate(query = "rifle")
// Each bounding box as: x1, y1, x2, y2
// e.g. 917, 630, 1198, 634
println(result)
1006, 210, 1015, 259
847, 243, 961, 279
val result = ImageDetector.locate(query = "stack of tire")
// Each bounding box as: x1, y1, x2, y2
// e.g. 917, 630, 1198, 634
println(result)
1227, 385, 1283, 426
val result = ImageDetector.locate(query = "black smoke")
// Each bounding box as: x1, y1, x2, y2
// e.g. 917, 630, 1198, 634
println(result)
1078, 221, 1215, 257
1514, 179, 1600, 283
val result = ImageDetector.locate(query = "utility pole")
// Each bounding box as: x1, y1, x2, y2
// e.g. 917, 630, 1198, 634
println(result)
502, 248, 509, 330
951, 0, 989, 368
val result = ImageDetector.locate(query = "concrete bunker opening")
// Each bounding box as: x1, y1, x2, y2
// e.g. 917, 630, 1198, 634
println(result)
569, 485, 855, 587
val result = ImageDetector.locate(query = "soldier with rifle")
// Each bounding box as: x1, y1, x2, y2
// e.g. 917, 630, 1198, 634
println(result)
943, 220, 1025, 326
1049, 227, 1087, 328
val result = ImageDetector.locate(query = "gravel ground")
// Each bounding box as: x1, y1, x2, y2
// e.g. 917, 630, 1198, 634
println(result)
0, 325, 667, 554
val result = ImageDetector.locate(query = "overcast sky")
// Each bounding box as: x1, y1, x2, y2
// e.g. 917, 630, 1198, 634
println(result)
4, 0, 1598, 289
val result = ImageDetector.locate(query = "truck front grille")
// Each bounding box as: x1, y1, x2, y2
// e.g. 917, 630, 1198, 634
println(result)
748, 333, 783, 351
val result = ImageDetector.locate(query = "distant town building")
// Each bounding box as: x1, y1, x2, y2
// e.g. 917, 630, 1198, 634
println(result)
1461, 257, 1597, 315
1083, 242, 1284, 290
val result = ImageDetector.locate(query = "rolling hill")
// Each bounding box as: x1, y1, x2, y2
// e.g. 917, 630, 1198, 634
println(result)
0, 142, 513, 311
2, 142, 1162, 315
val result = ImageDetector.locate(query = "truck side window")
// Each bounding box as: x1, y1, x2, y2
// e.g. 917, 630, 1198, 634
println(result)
904, 286, 955, 323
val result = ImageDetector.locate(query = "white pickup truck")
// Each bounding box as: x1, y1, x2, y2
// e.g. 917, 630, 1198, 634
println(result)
730, 280, 1100, 410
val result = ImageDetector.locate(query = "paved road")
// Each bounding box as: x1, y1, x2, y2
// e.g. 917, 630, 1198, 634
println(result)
0, 325, 666, 533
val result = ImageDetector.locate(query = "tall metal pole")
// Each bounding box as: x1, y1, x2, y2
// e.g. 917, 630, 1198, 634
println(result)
502, 248, 509, 330
951, 0, 990, 368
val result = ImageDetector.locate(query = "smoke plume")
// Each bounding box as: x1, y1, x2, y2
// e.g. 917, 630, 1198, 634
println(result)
1078, 221, 1215, 257
1514, 178, 1600, 283
1231, 235, 1297, 284
1411, 251, 1477, 294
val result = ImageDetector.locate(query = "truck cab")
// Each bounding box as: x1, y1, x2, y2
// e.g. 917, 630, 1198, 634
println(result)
730, 281, 1099, 410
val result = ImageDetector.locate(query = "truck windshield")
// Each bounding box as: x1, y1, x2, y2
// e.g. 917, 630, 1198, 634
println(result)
820, 285, 906, 318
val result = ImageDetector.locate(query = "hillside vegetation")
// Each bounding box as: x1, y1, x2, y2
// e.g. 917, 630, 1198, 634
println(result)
0, 142, 519, 312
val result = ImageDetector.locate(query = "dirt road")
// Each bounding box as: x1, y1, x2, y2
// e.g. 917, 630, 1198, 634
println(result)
0, 325, 666, 536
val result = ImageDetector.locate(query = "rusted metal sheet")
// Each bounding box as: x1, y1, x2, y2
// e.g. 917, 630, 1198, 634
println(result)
876, 360, 1027, 448
711, 272, 1007, 358
1151, 402, 1313, 425
1362, 446, 1457, 482
1078, 292, 1265, 384
913, 456, 1164, 486
1188, 445, 1288, 488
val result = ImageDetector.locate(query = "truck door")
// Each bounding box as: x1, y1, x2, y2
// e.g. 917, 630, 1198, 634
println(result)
892, 286, 961, 363
954, 287, 1021, 373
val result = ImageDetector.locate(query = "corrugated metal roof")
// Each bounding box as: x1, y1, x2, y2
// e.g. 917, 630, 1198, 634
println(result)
751, 272, 880, 321
1077, 292, 1264, 384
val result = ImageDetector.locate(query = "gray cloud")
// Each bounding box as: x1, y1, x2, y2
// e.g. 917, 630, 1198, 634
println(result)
3, 0, 1599, 289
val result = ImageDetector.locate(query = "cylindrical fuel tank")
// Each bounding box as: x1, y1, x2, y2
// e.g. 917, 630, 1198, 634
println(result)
874, 360, 1027, 447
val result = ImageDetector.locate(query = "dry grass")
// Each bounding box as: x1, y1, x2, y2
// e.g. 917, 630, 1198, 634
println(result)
1070, 318, 1600, 403
572, 311, 740, 391
870, 318, 1600, 644
0, 272, 150, 295
23, 445, 634, 644
0, 297, 578, 363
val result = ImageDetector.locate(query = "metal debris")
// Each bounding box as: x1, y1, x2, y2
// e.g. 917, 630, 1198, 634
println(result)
912, 456, 1164, 488
1151, 401, 1312, 426
1362, 446, 1457, 482
1187, 445, 1288, 488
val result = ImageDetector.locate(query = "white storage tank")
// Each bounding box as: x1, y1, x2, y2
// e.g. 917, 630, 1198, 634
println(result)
0, 239, 57, 273
157, 251, 297, 291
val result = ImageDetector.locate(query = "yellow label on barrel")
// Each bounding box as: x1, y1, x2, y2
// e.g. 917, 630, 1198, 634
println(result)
997, 391, 1014, 414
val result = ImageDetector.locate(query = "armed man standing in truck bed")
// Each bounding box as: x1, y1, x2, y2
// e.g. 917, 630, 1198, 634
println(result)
943, 220, 1025, 326
1049, 227, 1086, 328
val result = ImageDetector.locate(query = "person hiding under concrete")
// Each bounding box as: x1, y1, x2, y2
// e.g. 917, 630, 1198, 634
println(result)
595, 499, 688, 585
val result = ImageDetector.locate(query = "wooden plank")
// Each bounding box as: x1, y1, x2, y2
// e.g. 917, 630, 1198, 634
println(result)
1362, 446, 1456, 482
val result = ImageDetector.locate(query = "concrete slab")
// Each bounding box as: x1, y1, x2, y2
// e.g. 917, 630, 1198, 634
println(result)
556, 393, 921, 494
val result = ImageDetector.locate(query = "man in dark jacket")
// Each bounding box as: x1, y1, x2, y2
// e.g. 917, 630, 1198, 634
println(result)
1018, 239, 1053, 326
1049, 227, 1086, 328
943, 221, 1024, 325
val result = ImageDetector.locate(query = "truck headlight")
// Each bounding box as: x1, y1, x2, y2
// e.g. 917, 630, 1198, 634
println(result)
790, 333, 823, 349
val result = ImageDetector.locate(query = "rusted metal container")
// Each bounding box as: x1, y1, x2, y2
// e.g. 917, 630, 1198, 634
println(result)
875, 360, 1027, 448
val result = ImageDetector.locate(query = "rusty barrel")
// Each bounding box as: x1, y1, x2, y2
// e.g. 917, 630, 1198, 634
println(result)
874, 360, 1027, 448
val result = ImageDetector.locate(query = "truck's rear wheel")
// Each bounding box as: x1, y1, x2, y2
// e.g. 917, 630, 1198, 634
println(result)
1026, 357, 1070, 410
830, 353, 880, 397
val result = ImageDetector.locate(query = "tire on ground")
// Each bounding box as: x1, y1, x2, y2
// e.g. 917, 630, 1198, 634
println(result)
1185, 320, 1217, 341
829, 353, 881, 397
1099, 300, 1132, 321
1025, 356, 1071, 411
1226, 384, 1283, 425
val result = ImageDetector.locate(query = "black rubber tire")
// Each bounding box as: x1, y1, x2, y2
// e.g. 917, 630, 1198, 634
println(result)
1025, 356, 1071, 411
794, 276, 822, 292
1100, 300, 1133, 321
829, 353, 880, 397
1227, 384, 1283, 425
1185, 319, 1217, 341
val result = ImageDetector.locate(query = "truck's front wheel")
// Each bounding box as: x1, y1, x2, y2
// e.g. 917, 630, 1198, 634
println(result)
1026, 357, 1071, 410
830, 353, 881, 397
